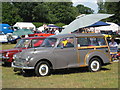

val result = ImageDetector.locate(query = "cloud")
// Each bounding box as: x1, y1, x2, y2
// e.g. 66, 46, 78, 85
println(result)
72, 0, 98, 13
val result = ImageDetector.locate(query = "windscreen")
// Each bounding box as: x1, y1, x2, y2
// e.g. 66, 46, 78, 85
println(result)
40, 38, 57, 47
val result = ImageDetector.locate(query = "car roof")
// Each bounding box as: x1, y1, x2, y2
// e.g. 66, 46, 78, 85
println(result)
22, 36, 46, 39
49, 33, 104, 38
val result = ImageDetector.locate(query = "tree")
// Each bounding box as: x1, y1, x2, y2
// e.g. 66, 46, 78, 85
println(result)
76, 4, 94, 14
97, 1, 120, 24
32, 2, 79, 24
13, 2, 39, 22
51, 2, 79, 24
2, 2, 23, 25
97, 0, 106, 13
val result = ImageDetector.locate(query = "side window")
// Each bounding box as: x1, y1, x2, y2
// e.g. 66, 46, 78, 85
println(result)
77, 37, 107, 47
57, 37, 74, 48
32, 39, 44, 47
89, 38, 99, 46
97, 38, 107, 46
77, 38, 89, 47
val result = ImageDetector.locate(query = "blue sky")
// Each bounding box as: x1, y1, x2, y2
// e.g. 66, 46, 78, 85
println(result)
72, 0, 98, 13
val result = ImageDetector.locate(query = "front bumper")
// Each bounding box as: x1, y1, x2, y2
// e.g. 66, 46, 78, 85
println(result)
12, 62, 34, 69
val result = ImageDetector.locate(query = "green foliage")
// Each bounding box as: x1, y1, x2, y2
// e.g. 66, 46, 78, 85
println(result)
2, 2, 23, 25
55, 23, 65, 27
76, 4, 94, 14
2, 2, 95, 25
97, 1, 120, 24
32, 22, 47, 28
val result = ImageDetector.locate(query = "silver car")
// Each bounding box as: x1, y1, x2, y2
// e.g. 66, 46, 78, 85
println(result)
12, 33, 111, 76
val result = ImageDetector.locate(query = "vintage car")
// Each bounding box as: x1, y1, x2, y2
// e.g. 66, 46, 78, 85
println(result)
12, 33, 111, 76
0, 36, 46, 66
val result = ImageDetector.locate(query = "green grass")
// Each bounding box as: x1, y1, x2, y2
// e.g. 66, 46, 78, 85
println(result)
1, 44, 119, 88
1, 44, 16, 50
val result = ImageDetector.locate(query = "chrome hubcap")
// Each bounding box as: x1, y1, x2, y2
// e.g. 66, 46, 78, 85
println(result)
91, 61, 99, 71
93, 63, 97, 69
41, 67, 46, 73
39, 64, 48, 76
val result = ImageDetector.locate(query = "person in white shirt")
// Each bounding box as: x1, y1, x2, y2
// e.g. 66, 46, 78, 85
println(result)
109, 38, 118, 61
54, 28, 60, 35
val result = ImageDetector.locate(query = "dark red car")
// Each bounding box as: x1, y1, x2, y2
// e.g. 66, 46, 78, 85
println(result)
0, 36, 46, 66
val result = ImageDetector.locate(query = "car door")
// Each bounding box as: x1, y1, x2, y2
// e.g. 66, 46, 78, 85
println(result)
53, 37, 78, 69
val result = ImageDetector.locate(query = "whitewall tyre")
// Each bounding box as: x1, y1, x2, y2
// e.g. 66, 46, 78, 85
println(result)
88, 58, 101, 72
35, 61, 51, 77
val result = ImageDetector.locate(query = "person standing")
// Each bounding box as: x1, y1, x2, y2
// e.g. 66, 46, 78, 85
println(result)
109, 38, 118, 62
54, 28, 60, 35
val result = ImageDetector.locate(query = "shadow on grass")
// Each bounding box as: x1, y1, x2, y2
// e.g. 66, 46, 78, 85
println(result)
2, 63, 11, 67
14, 67, 111, 77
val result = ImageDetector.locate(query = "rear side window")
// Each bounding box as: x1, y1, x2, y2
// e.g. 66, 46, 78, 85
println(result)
77, 37, 106, 47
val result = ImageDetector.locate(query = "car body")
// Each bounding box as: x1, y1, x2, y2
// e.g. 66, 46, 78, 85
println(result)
0, 24, 13, 34
0, 32, 8, 43
12, 33, 111, 76
28, 33, 54, 37
0, 36, 46, 65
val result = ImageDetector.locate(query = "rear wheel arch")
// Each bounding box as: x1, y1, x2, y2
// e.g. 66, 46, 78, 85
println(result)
89, 56, 104, 65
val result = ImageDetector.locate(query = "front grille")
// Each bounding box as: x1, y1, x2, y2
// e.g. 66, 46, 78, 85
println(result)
13, 59, 27, 67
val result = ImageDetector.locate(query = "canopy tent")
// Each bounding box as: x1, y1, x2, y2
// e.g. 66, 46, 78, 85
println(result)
13, 22, 36, 30
12, 29, 33, 36
86, 21, 110, 27
47, 25, 62, 29
60, 14, 114, 34
94, 22, 119, 32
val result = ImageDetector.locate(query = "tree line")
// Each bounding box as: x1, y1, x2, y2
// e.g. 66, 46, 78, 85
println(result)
2, 2, 94, 26
2, 1, 120, 27
97, 1, 120, 24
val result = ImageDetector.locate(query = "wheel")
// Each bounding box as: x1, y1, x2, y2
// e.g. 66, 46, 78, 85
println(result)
88, 57, 101, 72
35, 61, 51, 77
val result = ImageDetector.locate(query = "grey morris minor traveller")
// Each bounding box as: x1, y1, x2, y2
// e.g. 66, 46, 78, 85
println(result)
12, 33, 111, 76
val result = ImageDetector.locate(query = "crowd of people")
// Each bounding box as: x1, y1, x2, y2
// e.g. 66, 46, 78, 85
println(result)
36, 24, 62, 35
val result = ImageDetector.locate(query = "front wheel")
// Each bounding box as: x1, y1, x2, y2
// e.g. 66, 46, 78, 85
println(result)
88, 58, 102, 72
35, 61, 51, 77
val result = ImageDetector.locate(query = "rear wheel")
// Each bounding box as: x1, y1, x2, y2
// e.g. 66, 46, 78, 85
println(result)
35, 61, 51, 77
88, 57, 101, 72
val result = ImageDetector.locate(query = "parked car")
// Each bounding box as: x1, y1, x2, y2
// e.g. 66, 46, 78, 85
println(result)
6, 33, 21, 44
0, 24, 13, 34
12, 33, 111, 76
0, 32, 8, 43
0, 36, 46, 66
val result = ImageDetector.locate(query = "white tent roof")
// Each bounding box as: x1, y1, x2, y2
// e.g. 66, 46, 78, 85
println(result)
13, 22, 36, 30
95, 22, 119, 32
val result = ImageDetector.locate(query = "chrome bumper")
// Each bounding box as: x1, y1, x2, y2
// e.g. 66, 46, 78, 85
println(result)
12, 62, 34, 69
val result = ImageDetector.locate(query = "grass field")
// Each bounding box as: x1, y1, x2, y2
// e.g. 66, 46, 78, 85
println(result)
1, 44, 119, 88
